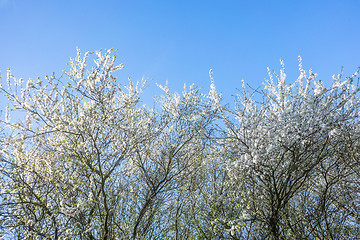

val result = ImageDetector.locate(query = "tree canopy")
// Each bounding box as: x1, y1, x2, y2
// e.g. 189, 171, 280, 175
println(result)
1, 49, 360, 239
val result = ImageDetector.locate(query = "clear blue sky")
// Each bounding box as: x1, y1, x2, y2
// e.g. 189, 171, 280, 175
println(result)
1, 0, 360, 110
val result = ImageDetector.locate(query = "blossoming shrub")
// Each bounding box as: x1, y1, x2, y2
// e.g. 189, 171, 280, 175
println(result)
1, 50, 359, 239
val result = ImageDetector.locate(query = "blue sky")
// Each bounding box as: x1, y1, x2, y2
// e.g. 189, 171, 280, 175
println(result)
1, 0, 360, 110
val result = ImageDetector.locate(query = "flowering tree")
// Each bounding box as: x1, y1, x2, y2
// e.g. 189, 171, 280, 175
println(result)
202, 59, 360, 239
1, 50, 359, 239
0, 49, 216, 239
